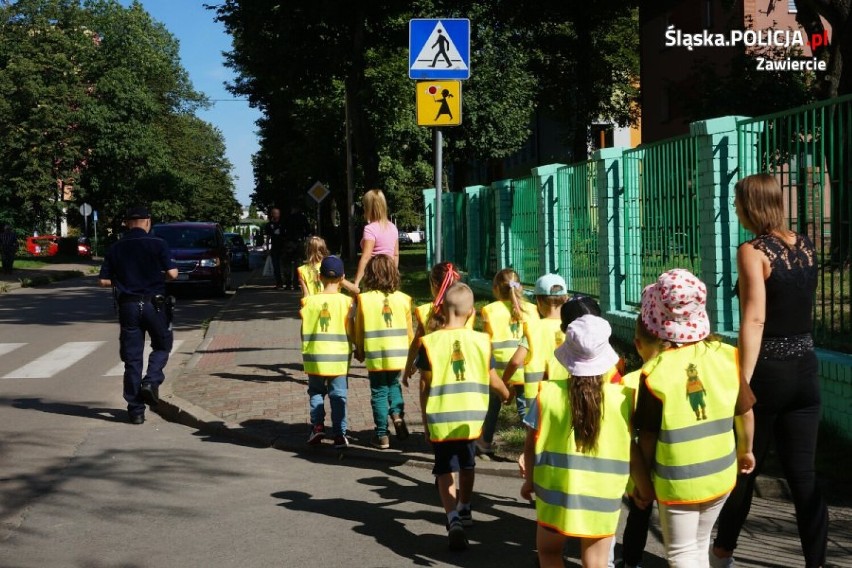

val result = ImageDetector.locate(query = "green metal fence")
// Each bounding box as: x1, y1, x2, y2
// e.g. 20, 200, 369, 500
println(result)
738, 95, 852, 351
422, 189, 467, 272
509, 175, 542, 284
556, 162, 600, 297
622, 134, 701, 307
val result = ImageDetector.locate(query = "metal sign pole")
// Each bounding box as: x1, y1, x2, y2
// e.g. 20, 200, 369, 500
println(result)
434, 127, 442, 264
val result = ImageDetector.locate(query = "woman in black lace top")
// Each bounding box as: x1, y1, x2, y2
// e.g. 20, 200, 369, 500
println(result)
712, 174, 828, 568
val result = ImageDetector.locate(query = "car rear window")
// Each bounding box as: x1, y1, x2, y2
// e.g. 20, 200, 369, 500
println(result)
155, 226, 217, 249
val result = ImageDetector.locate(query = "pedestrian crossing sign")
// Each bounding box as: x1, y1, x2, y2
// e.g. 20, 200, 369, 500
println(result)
409, 19, 470, 80
416, 80, 462, 126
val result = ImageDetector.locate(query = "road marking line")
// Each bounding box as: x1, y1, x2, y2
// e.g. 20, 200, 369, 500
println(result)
2, 341, 105, 379
102, 340, 185, 376
0, 343, 26, 357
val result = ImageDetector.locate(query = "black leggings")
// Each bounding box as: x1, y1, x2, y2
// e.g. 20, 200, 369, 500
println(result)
713, 351, 828, 568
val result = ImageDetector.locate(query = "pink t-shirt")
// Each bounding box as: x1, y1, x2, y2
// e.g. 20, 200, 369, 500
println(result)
362, 221, 398, 257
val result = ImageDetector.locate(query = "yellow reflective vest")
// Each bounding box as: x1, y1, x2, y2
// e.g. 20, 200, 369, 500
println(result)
533, 379, 634, 537
300, 293, 353, 377
421, 328, 492, 442
643, 341, 739, 505
298, 262, 323, 296
357, 290, 413, 372
522, 319, 568, 399
481, 300, 539, 386
415, 302, 474, 331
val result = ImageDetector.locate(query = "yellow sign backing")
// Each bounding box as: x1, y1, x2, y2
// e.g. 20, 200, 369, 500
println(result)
416, 80, 462, 126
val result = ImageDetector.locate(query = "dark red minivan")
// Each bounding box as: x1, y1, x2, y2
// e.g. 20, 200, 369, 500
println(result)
152, 222, 231, 295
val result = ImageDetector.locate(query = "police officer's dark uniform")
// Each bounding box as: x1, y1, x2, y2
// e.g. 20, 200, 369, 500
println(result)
99, 207, 177, 424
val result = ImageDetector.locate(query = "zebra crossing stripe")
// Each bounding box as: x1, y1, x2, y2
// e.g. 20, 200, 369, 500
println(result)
2, 341, 105, 379
102, 340, 185, 376
0, 343, 26, 357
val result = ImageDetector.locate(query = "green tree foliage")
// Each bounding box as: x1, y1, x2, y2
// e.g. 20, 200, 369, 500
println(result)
0, 0, 239, 235
527, 0, 640, 161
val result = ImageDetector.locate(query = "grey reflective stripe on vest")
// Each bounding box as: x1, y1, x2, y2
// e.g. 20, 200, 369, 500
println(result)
364, 348, 409, 359
364, 329, 409, 339
494, 361, 507, 372
426, 409, 488, 424
303, 353, 350, 363
533, 484, 622, 514
654, 449, 736, 481
304, 333, 349, 343
659, 417, 733, 444
525, 371, 544, 382
535, 451, 629, 475
429, 382, 490, 397
492, 339, 520, 351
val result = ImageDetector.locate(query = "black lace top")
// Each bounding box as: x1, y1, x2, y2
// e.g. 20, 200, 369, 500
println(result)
737, 233, 817, 337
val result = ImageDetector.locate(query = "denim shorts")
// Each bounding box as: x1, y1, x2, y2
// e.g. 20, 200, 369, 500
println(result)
432, 439, 477, 475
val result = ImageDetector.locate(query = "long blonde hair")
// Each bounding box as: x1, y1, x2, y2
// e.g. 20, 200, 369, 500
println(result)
735, 173, 786, 235
492, 268, 524, 321
363, 189, 389, 226
304, 236, 329, 265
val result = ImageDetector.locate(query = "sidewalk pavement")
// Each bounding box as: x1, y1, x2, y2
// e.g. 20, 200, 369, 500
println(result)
157, 269, 852, 567
0, 259, 98, 292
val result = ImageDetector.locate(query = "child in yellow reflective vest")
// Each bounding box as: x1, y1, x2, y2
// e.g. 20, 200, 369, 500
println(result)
502, 274, 570, 404
300, 256, 355, 449
353, 254, 414, 450
416, 282, 510, 551
478, 268, 540, 455
634, 269, 756, 567
521, 315, 653, 568
402, 262, 470, 385
297, 236, 328, 297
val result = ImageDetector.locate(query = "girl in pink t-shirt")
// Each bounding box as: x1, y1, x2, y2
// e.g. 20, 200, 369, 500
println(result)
352, 189, 399, 290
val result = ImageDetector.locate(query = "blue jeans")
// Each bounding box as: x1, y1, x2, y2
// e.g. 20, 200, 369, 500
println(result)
119, 299, 173, 417
481, 385, 527, 444
307, 374, 348, 437
368, 370, 405, 436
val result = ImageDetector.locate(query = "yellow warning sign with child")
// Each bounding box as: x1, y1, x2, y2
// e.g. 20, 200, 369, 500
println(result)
416, 80, 462, 126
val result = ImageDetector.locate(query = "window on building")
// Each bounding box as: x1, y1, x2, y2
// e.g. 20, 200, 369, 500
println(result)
590, 124, 614, 151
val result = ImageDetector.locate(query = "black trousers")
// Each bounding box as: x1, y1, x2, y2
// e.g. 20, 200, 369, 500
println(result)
713, 351, 827, 568
621, 495, 654, 566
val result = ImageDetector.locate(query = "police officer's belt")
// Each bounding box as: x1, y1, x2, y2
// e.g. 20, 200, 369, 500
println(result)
118, 294, 156, 303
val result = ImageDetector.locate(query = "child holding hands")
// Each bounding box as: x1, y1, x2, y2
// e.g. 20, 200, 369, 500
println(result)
521, 314, 653, 568
634, 269, 755, 568
354, 254, 414, 449
417, 282, 510, 550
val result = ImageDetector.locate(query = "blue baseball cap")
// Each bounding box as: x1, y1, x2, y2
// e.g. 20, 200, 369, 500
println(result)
320, 256, 345, 278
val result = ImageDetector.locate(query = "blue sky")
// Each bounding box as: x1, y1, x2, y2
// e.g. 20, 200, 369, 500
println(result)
121, 0, 260, 207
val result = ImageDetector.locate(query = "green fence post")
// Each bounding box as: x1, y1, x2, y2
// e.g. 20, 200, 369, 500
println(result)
492, 179, 514, 274
690, 116, 749, 333
422, 188, 436, 269
532, 164, 567, 277
594, 147, 628, 315
464, 185, 488, 279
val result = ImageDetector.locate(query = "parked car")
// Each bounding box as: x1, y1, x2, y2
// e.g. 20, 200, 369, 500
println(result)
152, 222, 231, 296
224, 232, 250, 271
25, 235, 59, 256
76, 237, 92, 258
398, 232, 413, 245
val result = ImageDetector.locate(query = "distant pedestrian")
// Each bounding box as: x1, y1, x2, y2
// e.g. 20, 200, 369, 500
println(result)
253, 230, 262, 249
264, 207, 286, 289
1, 224, 18, 274
416, 282, 509, 550
98, 207, 178, 425
353, 254, 414, 450
301, 256, 355, 449
283, 204, 312, 290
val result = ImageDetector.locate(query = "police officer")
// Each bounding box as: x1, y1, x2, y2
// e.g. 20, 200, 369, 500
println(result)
99, 207, 178, 424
